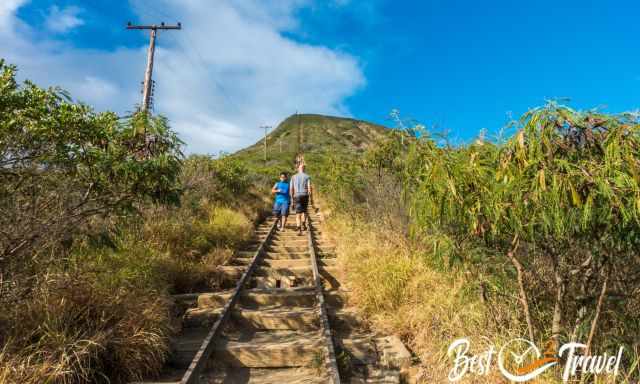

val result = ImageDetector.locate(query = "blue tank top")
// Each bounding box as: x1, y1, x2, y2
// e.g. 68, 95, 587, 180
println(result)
274, 181, 290, 203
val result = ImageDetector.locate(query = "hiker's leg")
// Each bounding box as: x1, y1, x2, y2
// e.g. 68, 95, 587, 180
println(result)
294, 197, 304, 234
282, 203, 289, 230
273, 202, 281, 228
301, 196, 309, 230
293, 197, 301, 229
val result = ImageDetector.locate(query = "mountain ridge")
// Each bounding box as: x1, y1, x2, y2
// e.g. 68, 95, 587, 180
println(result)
233, 113, 390, 169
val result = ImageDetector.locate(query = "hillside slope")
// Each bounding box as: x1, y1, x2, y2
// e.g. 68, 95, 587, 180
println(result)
234, 114, 389, 170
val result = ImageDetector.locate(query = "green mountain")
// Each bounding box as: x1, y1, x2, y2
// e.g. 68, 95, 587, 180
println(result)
234, 114, 389, 171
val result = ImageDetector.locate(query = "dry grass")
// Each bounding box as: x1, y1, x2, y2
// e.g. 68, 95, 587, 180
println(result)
324, 215, 525, 383
0, 273, 173, 383
0, 201, 261, 383
324, 214, 640, 383
144, 203, 253, 262
146, 204, 254, 293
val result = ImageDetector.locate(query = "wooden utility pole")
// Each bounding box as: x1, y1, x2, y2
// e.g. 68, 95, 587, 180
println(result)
127, 21, 181, 113
261, 125, 271, 162
298, 112, 303, 153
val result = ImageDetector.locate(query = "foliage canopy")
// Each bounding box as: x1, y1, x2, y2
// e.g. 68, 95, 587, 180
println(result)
0, 60, 183, 273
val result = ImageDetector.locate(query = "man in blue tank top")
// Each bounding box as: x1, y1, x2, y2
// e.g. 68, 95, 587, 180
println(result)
271, 172, 290, 231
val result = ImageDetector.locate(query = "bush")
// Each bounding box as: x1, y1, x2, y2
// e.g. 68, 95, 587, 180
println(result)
320, 105, 640, 380
0, 61, 268, 383
144, 203, 252, 263
0, 60, 182, 275
181, 154, 250, 203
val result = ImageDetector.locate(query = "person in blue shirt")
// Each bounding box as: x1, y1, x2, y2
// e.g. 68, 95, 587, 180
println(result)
271, 172, 290, 231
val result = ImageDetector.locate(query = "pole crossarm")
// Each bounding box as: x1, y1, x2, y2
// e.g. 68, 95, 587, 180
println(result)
126, 22, 182, 30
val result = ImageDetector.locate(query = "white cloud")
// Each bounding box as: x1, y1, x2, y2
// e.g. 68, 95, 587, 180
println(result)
45, 5, 84, 33
75, 76, 120, 104
0, 0, 365, 154
0, 0, 27, 35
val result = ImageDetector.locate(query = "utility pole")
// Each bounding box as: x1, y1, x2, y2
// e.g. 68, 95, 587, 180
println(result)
127, 21, 181, 114
296, 111, 303, 154
261, 125, 271, 162
299, 113, 303, 153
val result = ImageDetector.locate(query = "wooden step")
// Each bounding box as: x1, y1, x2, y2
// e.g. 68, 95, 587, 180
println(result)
254, 266, 312, 277
205, 367, 328, 384
328, 307, 363, 333
230, 257, 253, 266
221, 262, 333, 275
168, 331, 408, 372
184, 306, 319, 331
235, 250, 311, 259
252, 276, 339, 291
253, 275, 308, 289
169, 328, 208, 367
216, 331, 325, 368
260, 258, 311, 269
376, 336, 412, 370
266, 245, 309, 252
263, 251, 309, 259
250, 266, 340, 289
218, 265, 335, 279
259, 258, 333, 268
271, 238, 309, 244
350, 368, 401, 383
171, 330, 325, 368
236, 306, 319, 331
196, 287, 316, 308
216, 265, 247, 281
190, 287, 346, 311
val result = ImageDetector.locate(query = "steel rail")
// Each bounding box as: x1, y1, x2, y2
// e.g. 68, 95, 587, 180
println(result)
307, 214, 341, 384
180, 218, 278, 384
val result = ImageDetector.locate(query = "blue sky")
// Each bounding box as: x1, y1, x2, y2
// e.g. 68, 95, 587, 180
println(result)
2, 1, 639, 152
292, 0, 640, 139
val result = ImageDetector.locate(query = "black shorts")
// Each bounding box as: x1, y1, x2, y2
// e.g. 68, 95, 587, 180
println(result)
294, 195, 309, 213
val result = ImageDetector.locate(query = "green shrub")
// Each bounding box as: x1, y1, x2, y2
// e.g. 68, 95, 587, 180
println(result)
0, 60, 182, 275
144, 203, 252, 262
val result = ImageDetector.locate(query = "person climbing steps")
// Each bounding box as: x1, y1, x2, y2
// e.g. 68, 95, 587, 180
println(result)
271, 171, 290, 231
289, 163, 312, 236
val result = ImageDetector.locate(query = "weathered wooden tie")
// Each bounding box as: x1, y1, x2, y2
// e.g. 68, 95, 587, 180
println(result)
135, 209, 410, 384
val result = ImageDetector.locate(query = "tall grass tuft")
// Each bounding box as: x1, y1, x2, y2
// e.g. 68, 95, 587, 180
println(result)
0, 272, 173, 383
325, 214, 523, 383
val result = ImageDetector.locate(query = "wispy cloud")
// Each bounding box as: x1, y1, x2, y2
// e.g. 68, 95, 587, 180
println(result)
45, 5, 84, 33
1, 1, 365, 154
